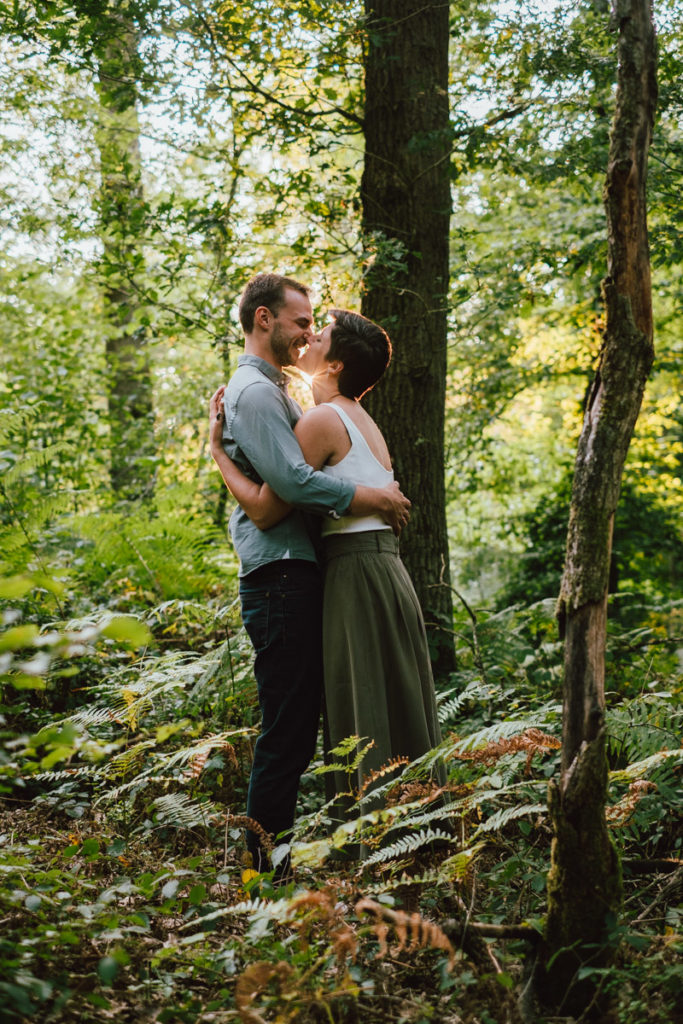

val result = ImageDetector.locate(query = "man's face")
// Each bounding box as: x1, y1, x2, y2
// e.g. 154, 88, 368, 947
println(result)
297, 323, 333, 379
269, 288, 315, 368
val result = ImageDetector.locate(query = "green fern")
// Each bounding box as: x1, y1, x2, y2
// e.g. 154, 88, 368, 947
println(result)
609, 747, 683, 785
436, 680, 488, 725
363, 827, 455, 866
474, 802, 546, 836
153, 792, 215, 829
607, 693, 682, 764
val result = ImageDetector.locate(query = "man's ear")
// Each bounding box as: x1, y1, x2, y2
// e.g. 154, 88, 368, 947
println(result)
255, 306, 270, 330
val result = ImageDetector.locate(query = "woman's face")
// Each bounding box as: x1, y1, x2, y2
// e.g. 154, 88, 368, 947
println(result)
297, 323, 333, 378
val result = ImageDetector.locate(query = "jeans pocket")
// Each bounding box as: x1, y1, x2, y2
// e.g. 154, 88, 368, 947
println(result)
240, 589, 270, 653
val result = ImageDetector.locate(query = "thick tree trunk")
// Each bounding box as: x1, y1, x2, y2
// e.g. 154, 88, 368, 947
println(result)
539, 1, 657, 1017
96, 17, 156, 500
360, 1, 454, 676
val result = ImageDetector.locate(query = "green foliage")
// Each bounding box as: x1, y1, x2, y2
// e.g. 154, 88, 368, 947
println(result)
498, 475, 683, 608
0, 0, 681, 1020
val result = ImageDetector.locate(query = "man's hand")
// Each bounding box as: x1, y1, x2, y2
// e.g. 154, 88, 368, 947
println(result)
349, 480, 411, 534
379, 480, 411, 536
209, 385, 227, 457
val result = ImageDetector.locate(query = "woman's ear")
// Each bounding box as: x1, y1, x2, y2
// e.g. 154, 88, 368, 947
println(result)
326, 359, 344, 377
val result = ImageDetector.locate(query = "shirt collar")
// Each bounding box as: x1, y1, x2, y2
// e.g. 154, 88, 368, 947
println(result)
238, 353, 290, 391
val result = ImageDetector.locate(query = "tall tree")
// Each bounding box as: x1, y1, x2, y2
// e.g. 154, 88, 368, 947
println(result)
95, 12, 156, 500
360, 0, 454, 673
539, 0, 657, 1016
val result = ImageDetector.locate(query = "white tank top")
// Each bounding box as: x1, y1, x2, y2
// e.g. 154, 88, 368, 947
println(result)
320, 403, 393, 536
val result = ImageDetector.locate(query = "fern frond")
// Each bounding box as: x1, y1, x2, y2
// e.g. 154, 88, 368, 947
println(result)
609, 748, 683, 784
365, 867, 444, 892
363, 827, 455, 866
153, 792, 215, 829
314, 737, 377, 776
606, 780, 658, 825
437, 842, 487, 882
358, 756, 411, 796
448, 718, 558, 755
96, 774, 179, 803
2, 442, 73, 489
474, 802, 546, 836
105, 740, 156, 778
437, 680, 488, 724
356, 898, 455, 968
32, 765, 97, 783
178, 897, 272, 930
607, 695, 683, 763
449, 728, 560, 773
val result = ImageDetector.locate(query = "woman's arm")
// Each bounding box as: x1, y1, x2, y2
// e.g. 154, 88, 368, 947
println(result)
209, 386, 291, 530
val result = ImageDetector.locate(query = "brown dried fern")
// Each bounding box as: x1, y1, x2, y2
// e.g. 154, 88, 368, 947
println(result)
235, 960, 293, 1023
385, 778, 447, 807
215, 813, 274, 854
448, 727, 560, 774
606, 779, 657, 825
287, 884, 358, 965
185, 741, 238, 781
357, 755, 411, 797
356, 897, 456, 969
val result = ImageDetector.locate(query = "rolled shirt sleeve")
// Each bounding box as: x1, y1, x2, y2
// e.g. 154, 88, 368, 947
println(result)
228, 379, 355, 517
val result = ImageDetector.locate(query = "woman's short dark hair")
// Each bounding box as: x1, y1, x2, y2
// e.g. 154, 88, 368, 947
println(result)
327, 309, 392, 400
239, 272, 309, 333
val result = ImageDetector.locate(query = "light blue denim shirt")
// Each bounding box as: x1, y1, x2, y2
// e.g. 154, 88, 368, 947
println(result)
222, 354, 356, 577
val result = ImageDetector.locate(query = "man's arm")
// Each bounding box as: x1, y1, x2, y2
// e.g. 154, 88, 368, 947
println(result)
227, 380, 411, 534
227, 380, 356, 517
210, 388, 290, 530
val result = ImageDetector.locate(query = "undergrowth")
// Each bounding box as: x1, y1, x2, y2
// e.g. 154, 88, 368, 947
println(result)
1, 495, 681, 1023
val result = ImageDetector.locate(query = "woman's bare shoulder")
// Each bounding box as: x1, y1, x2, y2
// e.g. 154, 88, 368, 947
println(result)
297, 404, 346, 432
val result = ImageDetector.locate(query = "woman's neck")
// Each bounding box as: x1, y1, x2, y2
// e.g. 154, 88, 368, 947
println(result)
311, 374, 352, 407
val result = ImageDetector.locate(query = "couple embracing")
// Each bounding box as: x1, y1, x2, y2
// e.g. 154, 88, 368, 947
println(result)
209, 273, 443, 877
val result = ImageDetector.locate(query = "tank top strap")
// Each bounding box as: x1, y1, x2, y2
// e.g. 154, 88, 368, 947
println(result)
324, 402, 365, 448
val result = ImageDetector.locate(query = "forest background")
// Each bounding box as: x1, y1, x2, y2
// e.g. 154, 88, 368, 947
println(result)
0, 1, 681, 1023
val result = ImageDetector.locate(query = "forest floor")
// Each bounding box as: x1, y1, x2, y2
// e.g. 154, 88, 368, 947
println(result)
2, 783, 681, 1024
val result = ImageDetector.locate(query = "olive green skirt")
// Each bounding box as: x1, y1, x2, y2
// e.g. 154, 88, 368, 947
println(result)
321, 531, 444, 822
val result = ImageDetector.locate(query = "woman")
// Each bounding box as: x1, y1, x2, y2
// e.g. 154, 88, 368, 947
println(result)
209, 310, 444, 833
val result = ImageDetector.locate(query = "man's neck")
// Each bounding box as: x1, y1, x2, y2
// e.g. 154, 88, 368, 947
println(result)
244, 335, 283, 372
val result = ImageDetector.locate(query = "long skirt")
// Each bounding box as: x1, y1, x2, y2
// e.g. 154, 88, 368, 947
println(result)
321, 530, 444, 827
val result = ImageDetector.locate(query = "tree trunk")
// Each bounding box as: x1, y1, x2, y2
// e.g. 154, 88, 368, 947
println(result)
539, 1, 657, 1017
96, 16, 156, 500
360, 0, 454, 675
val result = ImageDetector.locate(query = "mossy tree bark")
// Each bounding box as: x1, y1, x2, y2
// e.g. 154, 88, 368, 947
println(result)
96, 15, 156, 500
360, 1, 454, 675
539, 1, 657, 1017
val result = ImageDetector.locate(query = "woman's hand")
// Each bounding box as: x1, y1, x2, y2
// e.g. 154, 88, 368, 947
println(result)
209, 385, 226, 456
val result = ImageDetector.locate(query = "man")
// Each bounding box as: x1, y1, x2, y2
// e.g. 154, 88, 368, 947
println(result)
215, 272, 410, 876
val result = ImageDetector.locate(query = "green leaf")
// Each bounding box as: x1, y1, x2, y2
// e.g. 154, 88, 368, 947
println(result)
0, 575, 35, 598
6, 673, 47, 690
161, 879, 180, 900
98, 956, 119, 986
100, 616, 151, 648
0, 624, 40, 652
188, 883, 206, 905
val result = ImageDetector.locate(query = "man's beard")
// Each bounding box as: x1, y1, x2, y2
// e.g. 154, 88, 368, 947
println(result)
271, 322, 298, 367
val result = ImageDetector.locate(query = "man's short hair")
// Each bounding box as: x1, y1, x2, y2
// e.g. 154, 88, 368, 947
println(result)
238, 273, 310, 333
327, 309, 392, 400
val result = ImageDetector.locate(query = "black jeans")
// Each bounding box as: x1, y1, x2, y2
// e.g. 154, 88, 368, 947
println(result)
239, 559, 324, 870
